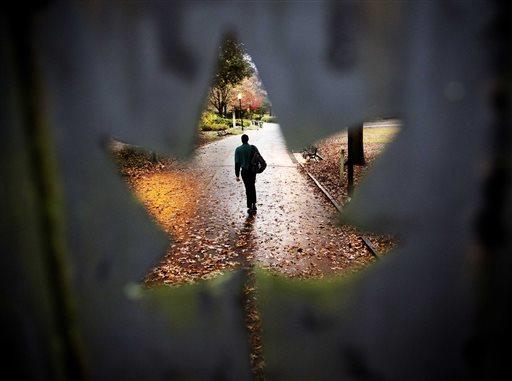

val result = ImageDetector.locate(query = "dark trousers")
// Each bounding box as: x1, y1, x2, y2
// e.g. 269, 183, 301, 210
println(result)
241, 169, 256, 208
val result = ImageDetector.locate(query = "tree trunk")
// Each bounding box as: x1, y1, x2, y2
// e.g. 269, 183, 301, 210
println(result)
347, 124, 365, 165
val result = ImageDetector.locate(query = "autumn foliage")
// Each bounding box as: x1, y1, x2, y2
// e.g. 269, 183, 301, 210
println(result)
208, 35, 268, 117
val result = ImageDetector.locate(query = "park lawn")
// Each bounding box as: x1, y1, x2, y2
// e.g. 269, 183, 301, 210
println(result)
197, 124, 261, 146
303, 122, 401, 255
304, 122, 400, 206
363, 125, 400, 144
225, 124, 260, 135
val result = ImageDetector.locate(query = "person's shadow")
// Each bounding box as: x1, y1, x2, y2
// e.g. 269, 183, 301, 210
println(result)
237, 214, 256, 269
235, 214, 265, 377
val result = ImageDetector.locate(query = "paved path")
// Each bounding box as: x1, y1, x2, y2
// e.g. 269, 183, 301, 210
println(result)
142, 124, 373, 285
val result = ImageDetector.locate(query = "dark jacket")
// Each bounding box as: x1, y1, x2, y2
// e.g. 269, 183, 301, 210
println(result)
235, 143, 259, 177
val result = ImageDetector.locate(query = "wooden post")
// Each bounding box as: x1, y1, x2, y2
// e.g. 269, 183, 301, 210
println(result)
232, 111, 236, 128
347, 124, 365, 195
347, 125, 365, 165
340, 148, 345, 185
347, 160, 354, 195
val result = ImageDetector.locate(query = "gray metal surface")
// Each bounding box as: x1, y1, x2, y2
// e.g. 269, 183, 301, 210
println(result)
1, 0, 509, 379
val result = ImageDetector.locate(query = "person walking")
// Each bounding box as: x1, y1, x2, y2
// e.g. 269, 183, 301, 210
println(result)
235, 134, 265, 214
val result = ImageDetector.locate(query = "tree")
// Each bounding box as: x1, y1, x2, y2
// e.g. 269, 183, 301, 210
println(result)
229, 75, 268, 115
209, 36, 253, 116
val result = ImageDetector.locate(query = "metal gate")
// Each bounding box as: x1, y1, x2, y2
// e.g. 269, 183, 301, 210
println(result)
1, 1, 510, 379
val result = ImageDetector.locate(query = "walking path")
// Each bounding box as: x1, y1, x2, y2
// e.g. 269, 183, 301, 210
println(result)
140, 124, 373, 285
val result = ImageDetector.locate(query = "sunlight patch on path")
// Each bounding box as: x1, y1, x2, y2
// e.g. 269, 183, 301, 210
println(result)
131, 172, 201, 236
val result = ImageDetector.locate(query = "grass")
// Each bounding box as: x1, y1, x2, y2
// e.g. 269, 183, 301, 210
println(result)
197, 123, 262, 146
197, 131, 220, 144
363, 125, 400, 144
226, 124, 261, 135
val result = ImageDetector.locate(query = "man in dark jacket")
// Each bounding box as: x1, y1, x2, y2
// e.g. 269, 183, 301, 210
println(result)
235, 134, 260, 214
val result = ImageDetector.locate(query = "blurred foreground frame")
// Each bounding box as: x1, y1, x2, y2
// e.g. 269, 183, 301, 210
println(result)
1, 1, 510, 380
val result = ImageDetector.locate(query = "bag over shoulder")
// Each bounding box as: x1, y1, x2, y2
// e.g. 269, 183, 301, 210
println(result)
250, 145, 267, 174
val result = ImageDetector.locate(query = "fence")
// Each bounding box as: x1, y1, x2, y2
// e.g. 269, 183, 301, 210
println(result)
1, 1, 510, 379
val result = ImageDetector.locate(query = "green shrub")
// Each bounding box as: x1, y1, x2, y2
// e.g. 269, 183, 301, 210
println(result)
200, 111, 218, 126
216, 117, 232, 127
232, 120, 251, 127
252, 114, 262, 120
199, 111, 232, 131
261, 115, 278, 123
201, 123, 227, 131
